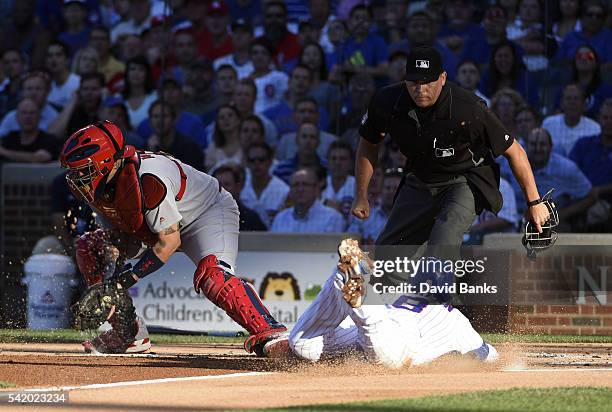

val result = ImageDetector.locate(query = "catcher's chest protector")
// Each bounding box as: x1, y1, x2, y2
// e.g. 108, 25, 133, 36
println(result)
92, 156, 157, 246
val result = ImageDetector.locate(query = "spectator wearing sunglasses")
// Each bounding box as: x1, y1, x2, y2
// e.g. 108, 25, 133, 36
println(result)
567, 45, 612, 118
555, 0, 612, 66
241, 142, 290, 228
258, 1, 301, 67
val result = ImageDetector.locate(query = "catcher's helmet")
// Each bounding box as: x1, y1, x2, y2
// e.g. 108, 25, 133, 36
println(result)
521, 189, 559, 260
60, 121, 134, 202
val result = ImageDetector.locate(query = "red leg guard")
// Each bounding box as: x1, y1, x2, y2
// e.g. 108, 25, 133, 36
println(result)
194, 255, 286, 338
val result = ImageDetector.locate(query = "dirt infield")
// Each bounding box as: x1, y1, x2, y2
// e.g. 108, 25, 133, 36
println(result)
0, 342, 611, 411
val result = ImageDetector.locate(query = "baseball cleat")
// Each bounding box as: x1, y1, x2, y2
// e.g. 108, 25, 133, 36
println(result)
484, 343, 499, 363
127, 316, 151, 353
84, 316, 150, 354
467, 341, 499, 363
262, 331, 291, 358
337, 238, 369, 308
244, 326, 289, 357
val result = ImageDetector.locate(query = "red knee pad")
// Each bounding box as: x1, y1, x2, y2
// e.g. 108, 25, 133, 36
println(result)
194, 254, 285, 336
76, 229, 113, 287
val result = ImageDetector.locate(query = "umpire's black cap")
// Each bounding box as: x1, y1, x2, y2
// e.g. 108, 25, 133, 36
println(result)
404, 46, 444, 83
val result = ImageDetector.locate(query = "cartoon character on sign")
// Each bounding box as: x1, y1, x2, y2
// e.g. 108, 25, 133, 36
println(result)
259, 272, 300, 301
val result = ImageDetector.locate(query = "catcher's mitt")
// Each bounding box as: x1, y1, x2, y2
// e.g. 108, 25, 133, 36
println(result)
71, 281, 136, 336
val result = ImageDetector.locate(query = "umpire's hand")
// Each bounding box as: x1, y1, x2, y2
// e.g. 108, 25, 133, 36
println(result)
351, 196, 370, 219
526, 203, 550, 233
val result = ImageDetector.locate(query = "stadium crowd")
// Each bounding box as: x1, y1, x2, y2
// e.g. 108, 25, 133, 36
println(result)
1, 0, 611, 246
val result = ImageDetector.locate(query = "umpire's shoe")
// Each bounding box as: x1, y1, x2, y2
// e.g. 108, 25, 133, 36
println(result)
337, 239, 370, 308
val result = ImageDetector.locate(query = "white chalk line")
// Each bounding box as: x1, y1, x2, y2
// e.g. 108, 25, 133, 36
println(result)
503, 368, 612, 372
2, 371, 275, 394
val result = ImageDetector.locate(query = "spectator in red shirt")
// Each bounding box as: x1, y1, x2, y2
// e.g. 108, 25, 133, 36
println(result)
197, 0, 234, 61
259, 1, 301, 68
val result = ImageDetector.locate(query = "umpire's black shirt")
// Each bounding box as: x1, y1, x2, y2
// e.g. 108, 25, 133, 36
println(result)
359, 81, 513, 214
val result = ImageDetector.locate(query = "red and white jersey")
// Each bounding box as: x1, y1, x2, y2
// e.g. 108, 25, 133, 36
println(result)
138, 152, 221, 233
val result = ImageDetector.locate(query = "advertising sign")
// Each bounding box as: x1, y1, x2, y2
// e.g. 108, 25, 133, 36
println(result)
130, 250, 339, 332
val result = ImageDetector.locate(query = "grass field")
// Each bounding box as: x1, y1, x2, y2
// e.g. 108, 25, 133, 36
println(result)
0, 329, 244, 344
264, 387, 612, 412
0, 329, 610, 345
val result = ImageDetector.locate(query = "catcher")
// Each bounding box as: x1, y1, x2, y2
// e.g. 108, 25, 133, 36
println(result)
61, 121, 288, 356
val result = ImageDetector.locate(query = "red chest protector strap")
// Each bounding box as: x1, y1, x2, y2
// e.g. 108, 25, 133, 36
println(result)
139, 151, 187, 202
170, 159, 187, 201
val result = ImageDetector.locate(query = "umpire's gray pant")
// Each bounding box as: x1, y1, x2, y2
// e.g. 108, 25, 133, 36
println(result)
375, 173, 477, 274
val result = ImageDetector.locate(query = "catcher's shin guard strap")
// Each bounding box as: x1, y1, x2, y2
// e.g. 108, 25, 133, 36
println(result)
194, 255, 284, 335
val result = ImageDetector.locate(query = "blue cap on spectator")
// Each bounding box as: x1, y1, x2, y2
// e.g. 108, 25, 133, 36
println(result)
102, 95, 125, 108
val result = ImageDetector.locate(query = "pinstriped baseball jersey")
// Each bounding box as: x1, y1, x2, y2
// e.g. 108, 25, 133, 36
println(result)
289, 267, 486, 368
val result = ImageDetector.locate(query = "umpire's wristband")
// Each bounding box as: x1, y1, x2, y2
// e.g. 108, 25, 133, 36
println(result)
526, 198, 542, 207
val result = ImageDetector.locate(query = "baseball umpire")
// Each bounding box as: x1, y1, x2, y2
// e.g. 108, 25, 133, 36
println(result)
60, 121, 287, 356
352, 46, 552, 281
